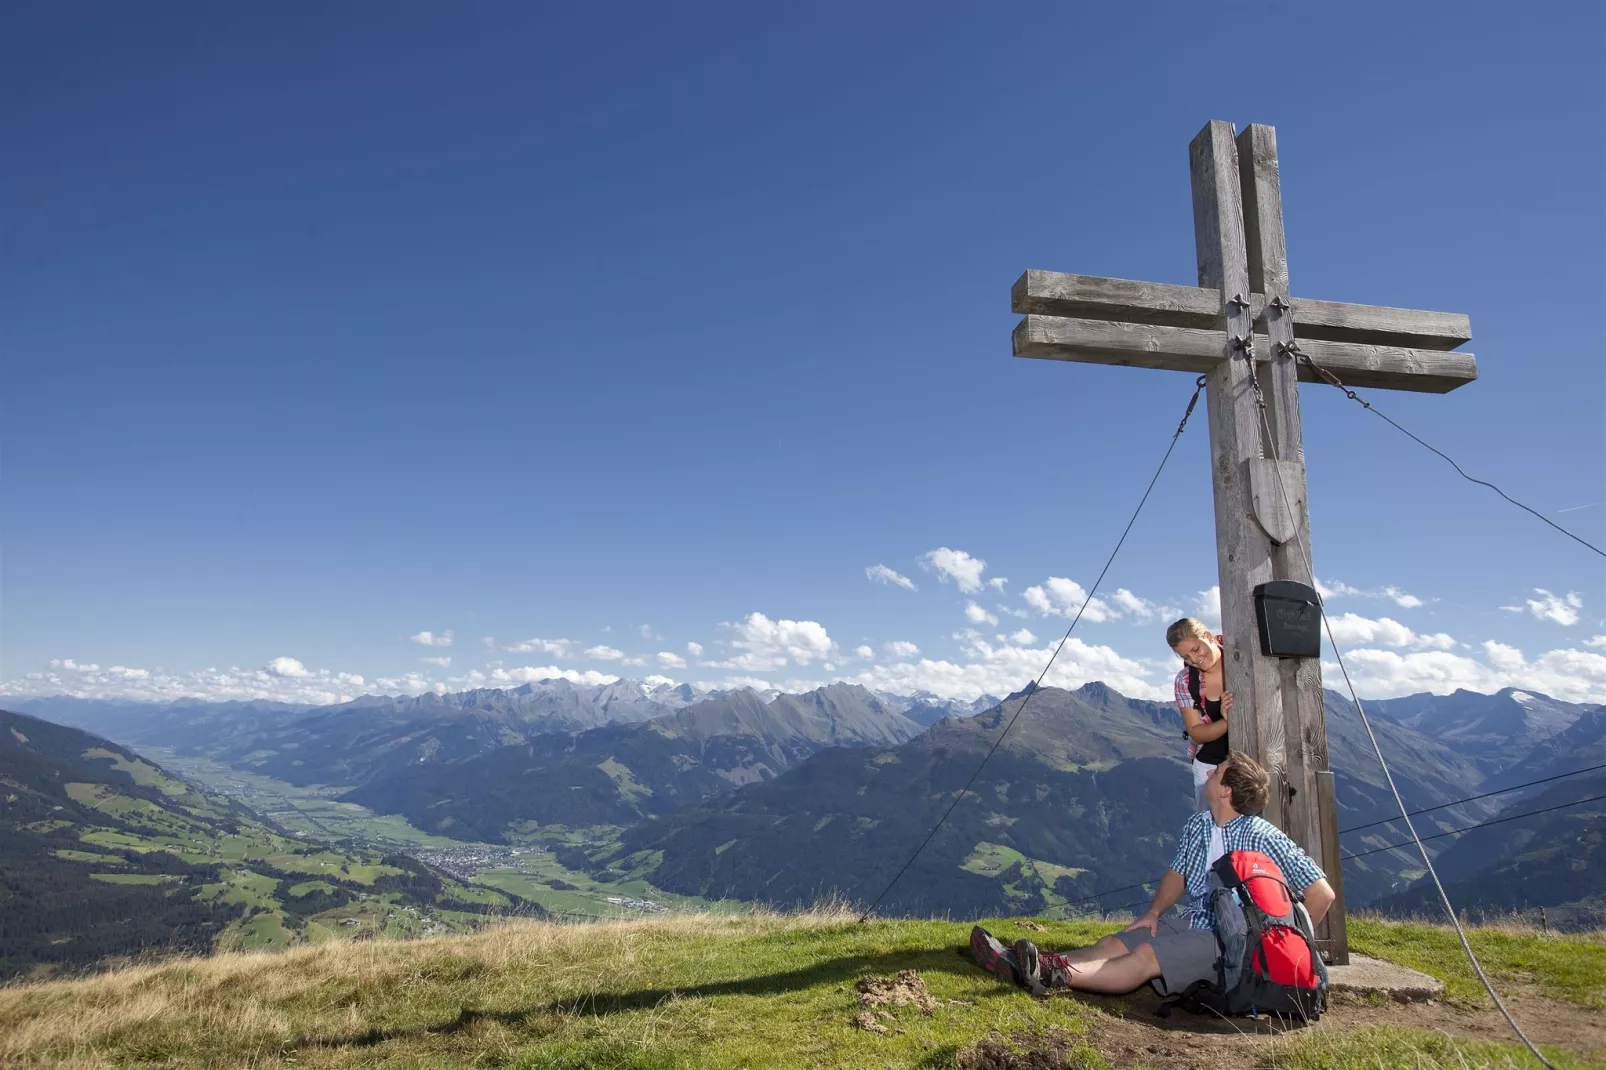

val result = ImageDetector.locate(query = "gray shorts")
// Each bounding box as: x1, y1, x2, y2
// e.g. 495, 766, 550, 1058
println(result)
1114, 916, 1220, 994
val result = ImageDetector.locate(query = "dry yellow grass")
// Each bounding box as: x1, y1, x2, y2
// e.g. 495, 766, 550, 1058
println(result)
0, 905, 866, 1068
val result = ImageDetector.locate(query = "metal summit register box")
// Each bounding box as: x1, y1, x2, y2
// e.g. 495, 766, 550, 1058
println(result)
1253, 580, 1322, 658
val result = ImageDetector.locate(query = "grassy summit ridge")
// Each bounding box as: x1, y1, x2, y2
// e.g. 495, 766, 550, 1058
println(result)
1, 910, 1599, 1069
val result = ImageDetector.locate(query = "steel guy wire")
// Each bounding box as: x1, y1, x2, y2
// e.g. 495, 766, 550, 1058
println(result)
1250, 339, 1558, 1070
1293, 346, 1603, 559
1340, 762, 1606, 835
1342, 792, 1606, 862
855, 375, 1209, 923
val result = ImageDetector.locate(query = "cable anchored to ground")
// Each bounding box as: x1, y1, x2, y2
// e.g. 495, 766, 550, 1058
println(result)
855, 376, 1209, 923
1247, 345, 1560, 1070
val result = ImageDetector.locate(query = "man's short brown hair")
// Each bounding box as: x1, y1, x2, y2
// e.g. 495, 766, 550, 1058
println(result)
1220, 751, 1271, 815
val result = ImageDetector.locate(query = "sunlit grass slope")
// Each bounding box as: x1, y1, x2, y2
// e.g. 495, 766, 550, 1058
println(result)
1, 910, 1600, 1069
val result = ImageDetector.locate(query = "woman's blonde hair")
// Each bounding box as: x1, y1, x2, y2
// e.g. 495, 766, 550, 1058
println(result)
1166, 617, 1216, 649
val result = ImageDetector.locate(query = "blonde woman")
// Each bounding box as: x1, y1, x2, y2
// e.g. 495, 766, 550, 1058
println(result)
1166, 618, 1231, 808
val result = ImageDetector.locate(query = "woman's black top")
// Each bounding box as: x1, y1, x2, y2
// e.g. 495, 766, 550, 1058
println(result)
1187, 666, 1230, 766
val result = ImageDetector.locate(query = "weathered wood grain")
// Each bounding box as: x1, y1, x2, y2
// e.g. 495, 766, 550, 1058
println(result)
1011, 270, 1473, 352
1317, 769, 1350, 965
1013, 315, 1478, 392
1240, 122, 1344, 958
1192, 118, 1287, 831
1248, 458, 1304, 544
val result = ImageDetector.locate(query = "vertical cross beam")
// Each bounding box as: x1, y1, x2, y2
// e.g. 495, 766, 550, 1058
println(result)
1190, 120, 1285, 822
1190, 121, 1347, 961
1237, 124, 1347, 961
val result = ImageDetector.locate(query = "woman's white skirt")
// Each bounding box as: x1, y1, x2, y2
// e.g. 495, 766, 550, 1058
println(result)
1191, 758, 1216, 810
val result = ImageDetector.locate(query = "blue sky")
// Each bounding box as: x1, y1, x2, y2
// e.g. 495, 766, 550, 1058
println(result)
3, 2, 1603, 706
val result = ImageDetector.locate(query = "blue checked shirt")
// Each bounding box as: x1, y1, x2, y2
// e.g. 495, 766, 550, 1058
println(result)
1167, 812, 1326, 932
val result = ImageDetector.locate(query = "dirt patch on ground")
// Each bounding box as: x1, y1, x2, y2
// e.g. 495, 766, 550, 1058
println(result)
850, 1010, 890, 1035
958, 1026, 1101, 1070
1074, 985, 1605, 1068
855, 969, 938, 1014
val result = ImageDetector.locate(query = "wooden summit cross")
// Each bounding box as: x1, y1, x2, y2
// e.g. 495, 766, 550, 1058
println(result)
1012, 121, 1477, 962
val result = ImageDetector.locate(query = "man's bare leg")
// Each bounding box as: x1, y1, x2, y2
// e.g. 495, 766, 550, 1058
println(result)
1051, 933, 1131, 965
1056, 944, 1162, 995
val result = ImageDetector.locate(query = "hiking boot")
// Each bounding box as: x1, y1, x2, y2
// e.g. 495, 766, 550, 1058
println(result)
1012, 938, 1046, 995
1039, 949, 1074, 990
969, 926, 1025, 989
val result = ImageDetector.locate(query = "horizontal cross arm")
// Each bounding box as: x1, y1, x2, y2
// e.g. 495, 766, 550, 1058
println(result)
1013, 314, 1478, 393
1012, 270, 1472, 351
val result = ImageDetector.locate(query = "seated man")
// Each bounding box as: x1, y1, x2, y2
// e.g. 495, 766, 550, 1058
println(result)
971, 751, 1336, 996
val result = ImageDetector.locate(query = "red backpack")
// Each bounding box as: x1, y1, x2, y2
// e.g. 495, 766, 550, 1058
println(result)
1161, 849, 1328, 1021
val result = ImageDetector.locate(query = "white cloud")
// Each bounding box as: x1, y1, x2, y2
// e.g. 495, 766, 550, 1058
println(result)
639, 624, 658, 641
922, 547, 987, 593
1384, 587, 1424, 609
488, 666, 620, 687
1587, 636, 1606, 650
479, 636, 498, 649
1314, 578, 1363, 599
884, 641, 921, 658
1326, 640, 1606, 703
266, 657, 312, 679
421, 656, 452, 668
1010, 629, 1037, 645
622, 655, 649, 667
691, 675, 779, 694
1315, 578, 1424, 610
850, 632, 1169, 702
1525, 589, 1583, 627
408, 630, 454, 648
988, 577, 1008, 591
1324, 613, 1417, 648
504, 637, 576, 658
657, 652, 687, 669
1307, 613, 1456, 654
370, 671, 439, 695
1109, 588, 1179, 622
965, 602, 998, 626
706, 612, 835, 672
866, 564, 917, 591
686, 642, 704, 658
1194, 587, 1221, 627
585, 645, 625, 661
1483, 640, 1525, 673
8, 660, 371, 706
1023, 578, 1115, 623
854, 645, 875, 660
642, 674, 678, 689
4, 654, 686, 706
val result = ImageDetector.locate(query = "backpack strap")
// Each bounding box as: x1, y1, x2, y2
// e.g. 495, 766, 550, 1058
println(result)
1153, 978, 1225, 1019
1187, 665, 1203, 710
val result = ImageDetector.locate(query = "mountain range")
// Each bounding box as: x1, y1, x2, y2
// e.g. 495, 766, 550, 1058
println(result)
345, 683, 926, 840
20, 680, 707, 788
11, 678, 1603, 942
582, 683, 1530, 917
